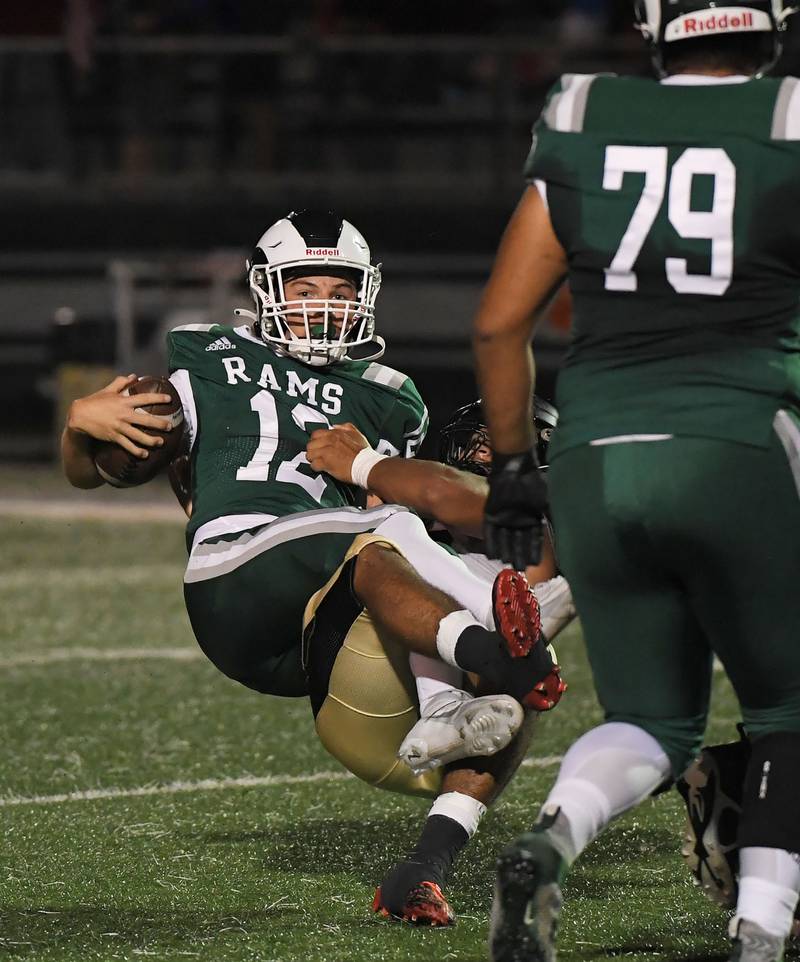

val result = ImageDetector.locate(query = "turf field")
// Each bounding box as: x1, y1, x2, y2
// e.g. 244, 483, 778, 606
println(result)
0, 507, 762, 962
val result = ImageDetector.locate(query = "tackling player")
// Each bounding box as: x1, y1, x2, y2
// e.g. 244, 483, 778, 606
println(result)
305, 396, 573, 925
470, 3, 800, 961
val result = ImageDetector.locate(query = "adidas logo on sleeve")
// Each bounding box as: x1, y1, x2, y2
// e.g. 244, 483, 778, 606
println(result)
205, 336, 235, 352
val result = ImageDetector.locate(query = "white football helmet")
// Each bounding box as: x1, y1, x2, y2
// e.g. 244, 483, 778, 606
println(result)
244, 210, 383, 367
634, 0, 798, 74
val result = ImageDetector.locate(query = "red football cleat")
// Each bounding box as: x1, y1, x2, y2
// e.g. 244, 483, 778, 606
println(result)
372, 881, 455, 926
492, 569, 542, 658
524, 666, 568, 712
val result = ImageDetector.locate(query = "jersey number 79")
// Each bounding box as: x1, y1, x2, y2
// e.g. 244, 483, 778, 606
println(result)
603, 146, 736, 296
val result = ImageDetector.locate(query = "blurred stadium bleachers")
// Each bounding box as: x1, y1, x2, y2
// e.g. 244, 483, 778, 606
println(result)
2, 1, 798, 458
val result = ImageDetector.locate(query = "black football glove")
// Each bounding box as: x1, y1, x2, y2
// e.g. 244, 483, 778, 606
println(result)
484, 449, 548, 569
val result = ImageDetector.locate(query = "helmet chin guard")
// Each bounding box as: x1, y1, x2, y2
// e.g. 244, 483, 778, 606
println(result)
634, 0, 799, 76
244, 210, 383, 367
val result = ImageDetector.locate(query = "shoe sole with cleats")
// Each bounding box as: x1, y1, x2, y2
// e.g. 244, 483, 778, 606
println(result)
490, 833, 564, 962
398, 694, 524, 774
492, 569, 542, 658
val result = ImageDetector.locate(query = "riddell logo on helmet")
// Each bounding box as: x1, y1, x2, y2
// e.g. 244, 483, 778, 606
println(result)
306, 248, 340, 256
665, 8, 767, 40
682, 11, 753, 33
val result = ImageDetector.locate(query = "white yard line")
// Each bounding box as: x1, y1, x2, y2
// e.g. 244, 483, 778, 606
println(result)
0, 756, 563, 809
0, 647, 202, 668
0, 564, 183, 590
0, 771, 354, 808
521, 755, 565, 770
0, 498, 185, 524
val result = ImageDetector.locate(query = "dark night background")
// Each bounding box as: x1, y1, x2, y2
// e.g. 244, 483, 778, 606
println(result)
1, 1, 797, 459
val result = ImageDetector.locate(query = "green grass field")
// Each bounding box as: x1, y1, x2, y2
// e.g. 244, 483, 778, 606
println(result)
0, 512, 765, 961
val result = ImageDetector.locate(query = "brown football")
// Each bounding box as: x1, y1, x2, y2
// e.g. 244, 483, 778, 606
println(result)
94, 376, 185, 488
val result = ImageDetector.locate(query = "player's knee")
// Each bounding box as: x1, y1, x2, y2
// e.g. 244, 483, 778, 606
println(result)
605, 712, 704, 779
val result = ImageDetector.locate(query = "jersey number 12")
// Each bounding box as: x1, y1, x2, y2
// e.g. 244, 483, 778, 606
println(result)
603, 145, 735, 296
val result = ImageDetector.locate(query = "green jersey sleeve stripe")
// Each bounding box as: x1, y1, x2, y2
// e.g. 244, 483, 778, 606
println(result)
168, 369, 197, 451
405, 406, 429, 440
543, 74, 598, 133
771, 77, 800, 140
170, 323, 218, 334
361, 362, 408, 391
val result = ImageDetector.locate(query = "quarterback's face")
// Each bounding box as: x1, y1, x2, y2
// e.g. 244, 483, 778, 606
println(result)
282, 275, 358, 336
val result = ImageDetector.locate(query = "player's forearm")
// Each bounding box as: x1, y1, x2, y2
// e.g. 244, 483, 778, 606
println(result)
367, 458, 487, 536
474, 336, 537, 455
61, 425, 103, 488
525, 531, 558, 585
472, 186, 567, 455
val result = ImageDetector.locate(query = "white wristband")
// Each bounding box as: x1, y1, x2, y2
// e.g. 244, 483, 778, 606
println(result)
350, 447, 388, 490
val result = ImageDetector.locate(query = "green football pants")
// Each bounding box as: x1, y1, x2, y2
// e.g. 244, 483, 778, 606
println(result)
183, 505, 407, 697
548, 419, 800, 777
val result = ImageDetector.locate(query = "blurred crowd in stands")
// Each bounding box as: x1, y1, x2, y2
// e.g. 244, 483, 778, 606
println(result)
2, 1, 634, 47
0, 1, 640, 183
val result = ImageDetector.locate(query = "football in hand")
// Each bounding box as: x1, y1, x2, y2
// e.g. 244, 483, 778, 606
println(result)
94, 376, 185, 488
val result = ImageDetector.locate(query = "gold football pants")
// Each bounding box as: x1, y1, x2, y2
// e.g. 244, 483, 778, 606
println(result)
303, 533, 442, 799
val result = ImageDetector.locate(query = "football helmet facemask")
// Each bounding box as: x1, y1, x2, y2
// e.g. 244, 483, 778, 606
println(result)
634, 0, 798, 75
243, 210, 383, 367
438, 396, 558, 476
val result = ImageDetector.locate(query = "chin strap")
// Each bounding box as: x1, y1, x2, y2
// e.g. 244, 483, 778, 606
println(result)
233, 308, 258, 321
345, 335, 386, 363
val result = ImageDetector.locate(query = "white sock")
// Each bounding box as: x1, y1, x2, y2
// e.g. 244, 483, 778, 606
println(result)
435, 610, 482, 668
429, 791, 487, 838
373, 512, 494, 628
737, 847, 800, 937
540, 722, 671, 862
410, 653, 465, 716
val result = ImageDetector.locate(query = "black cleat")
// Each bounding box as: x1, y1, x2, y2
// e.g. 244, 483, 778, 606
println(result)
373, 857, 455, 926
676, 737, 749, 909
490, 829, 566, 962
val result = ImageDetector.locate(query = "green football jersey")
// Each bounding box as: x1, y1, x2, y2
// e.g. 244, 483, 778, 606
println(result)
167, 324, 428, 541
525, 74, 800, 454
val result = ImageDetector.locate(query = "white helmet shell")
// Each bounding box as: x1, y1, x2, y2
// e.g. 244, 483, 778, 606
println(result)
634, 0, 798, 74
247, 210, 383, 367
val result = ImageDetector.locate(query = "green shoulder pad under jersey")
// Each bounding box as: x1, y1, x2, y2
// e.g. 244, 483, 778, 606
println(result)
525, 74, 800, 454
166, 324, 428, 539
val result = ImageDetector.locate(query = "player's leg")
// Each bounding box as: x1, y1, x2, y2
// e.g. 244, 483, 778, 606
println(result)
490, 442, 709, 962
371, 511, 556, 732
351, 540, 555, 706
304, 548, 546, 923
305, 534, 542, 770
679, 424, 800, 956
377, 713, 539, 925
398, 572, 573, 775
371, 511, 496, 628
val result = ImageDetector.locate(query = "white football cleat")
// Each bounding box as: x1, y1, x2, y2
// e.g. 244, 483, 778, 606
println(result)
398, 690, 524, 775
